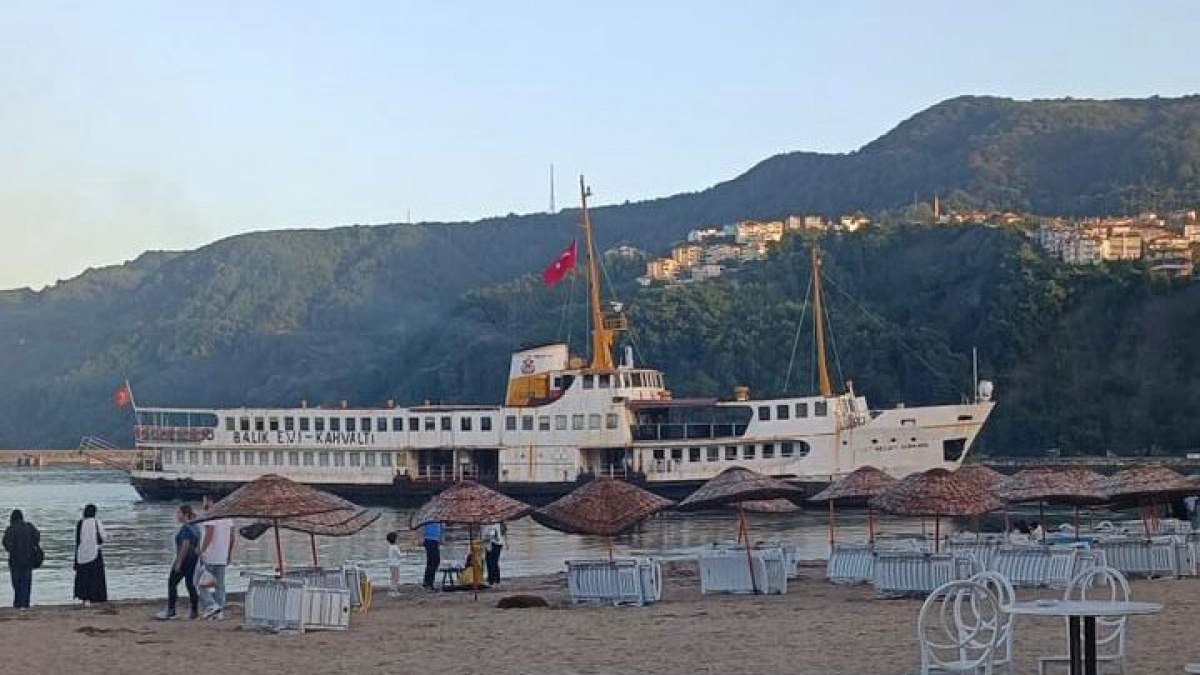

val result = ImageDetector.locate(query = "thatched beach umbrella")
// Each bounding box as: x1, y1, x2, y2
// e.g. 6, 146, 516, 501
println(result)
678, 467, 803, 593
410, 481, 533, 597
994, 466, 1105, 539
872, 468, 1005, 552
954, 465, 1007, 537
240, 508, 381, 566
956, 464, 1006, 492
194, 474, 357, 574
808, 465, 896, 545
1103, 463, 1199, 536
531, 478, 674, 559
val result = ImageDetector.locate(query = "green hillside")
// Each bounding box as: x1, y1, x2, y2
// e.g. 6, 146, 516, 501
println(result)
2, 94, 1200, 450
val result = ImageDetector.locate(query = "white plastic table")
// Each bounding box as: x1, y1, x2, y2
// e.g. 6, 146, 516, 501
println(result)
1005, 600, 1162, 675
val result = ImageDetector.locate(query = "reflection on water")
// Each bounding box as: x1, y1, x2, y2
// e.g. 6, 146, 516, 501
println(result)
1, 466, 944, 605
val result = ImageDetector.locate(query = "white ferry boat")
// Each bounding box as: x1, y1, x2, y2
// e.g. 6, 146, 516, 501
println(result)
127, 179, 995, 505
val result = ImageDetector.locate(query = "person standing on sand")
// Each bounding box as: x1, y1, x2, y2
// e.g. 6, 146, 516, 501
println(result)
73, 504, 108, 606
196, 494, 235, 620
387, 532, 403, 597
157, 504, 200, 620
482, 522, 505, 587
3, 510, 41, 611
420, 521, 443, 591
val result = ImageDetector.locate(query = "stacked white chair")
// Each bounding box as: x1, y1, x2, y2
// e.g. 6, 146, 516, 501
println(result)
1037, 566, 1131, 675
917, 580, 1002, 674
969, 570, 1017, 673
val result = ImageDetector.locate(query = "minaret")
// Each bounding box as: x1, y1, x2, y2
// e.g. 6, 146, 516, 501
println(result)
933, 194, 940, 220
549, 164, 556, 213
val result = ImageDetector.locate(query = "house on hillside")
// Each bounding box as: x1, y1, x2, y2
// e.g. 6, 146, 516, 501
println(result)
1146, 237, 1194, 278
645, 258, 680, 283
690, 263, 724, 281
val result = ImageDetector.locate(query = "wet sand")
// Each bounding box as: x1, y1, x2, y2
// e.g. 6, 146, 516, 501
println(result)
4, 562, 1198, 675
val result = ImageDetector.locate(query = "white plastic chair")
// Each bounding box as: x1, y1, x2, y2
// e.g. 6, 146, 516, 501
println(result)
1037, 565, 1131, 675
969, 570, 1017, 673
917, 580, 1001, 674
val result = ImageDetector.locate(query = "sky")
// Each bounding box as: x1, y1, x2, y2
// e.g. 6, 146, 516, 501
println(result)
1, 1, 1197, 289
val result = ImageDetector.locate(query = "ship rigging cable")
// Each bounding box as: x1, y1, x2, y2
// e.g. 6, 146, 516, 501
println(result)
780, 273, 813, 393
821, 274, 966, 401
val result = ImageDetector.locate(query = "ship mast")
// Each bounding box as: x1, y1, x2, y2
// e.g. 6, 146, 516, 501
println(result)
811, 246, 834, 397
579, 176, 618, 370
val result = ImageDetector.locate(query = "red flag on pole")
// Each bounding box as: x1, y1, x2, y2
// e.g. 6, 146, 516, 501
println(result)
114, 382, 132, 408
541, 240, 577, 286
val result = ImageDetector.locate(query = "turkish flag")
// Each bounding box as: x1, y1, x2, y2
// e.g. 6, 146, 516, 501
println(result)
114, 382, 132, 408
541, 240, 577, 286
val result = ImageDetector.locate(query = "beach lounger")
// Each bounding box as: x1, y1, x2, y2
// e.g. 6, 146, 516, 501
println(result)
1044, 548, 1078, 589
991, 546, 1051, 587
245, 577, 306, 633
566, 558, 661, 606
698, 549, 786, 595
827, 543, 875, 585
1093, 538, 1178, 578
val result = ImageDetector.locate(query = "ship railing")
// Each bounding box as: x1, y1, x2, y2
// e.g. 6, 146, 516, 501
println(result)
413, 465, 496, 483
592, 464, 630, 479
134, 425, 215, 444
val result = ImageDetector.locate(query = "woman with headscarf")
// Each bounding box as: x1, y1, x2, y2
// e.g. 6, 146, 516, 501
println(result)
73, 504, 108, 605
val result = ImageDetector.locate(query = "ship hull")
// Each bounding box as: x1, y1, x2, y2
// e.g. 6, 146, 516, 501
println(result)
129, 473, 827, 507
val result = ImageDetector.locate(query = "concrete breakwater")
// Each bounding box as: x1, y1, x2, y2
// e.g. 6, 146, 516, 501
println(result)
0, 449, 136, 468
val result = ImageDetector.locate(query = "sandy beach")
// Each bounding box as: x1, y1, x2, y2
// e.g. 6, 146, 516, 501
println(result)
2, 561, 1198, 675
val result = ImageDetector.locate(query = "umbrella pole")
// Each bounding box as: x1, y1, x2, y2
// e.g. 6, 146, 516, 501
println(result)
867, 504, 875, 546
738, 505, 758, 594
827, 499, 835, 549
310, 533, 319, 567
1073, 506, 1080, 541
1004, 507, 1010, 544
471, 525, 480, 602
934, 516, 940, 553
607, 535, 614, 562
273, 518, 285, 576
1039, 501, 1046, 542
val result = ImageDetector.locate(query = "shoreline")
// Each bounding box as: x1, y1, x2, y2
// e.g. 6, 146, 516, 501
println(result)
4, 561, 1200, 674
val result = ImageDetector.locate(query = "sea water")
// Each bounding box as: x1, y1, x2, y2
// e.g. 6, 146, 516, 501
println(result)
0, 465, 928, 605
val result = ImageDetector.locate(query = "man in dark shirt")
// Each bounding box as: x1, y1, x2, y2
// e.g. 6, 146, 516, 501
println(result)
3, 509, 41, 610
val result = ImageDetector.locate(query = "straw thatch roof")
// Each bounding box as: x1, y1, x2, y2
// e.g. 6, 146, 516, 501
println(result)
735, 499, 801, 514
955, 464, 1007, 492
1103, 463, 1199, 502
531, 479, 674, 536
677, 467, 803, 511
872, 468, 1005, 517
808, 466, 896, 503
409, 481, 533, 528
239, 508, 381, 541
195, 474, 357, 523
994, 466, 1106, 505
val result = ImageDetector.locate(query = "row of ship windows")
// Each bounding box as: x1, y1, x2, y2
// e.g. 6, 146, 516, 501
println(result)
224, 413, 622, 434
757, 402, 828, 422
651, 442, 811, 462
166, 448, 397, 468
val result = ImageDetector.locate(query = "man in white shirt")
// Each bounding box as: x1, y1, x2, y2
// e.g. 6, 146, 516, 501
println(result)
196, 494, 235, 620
